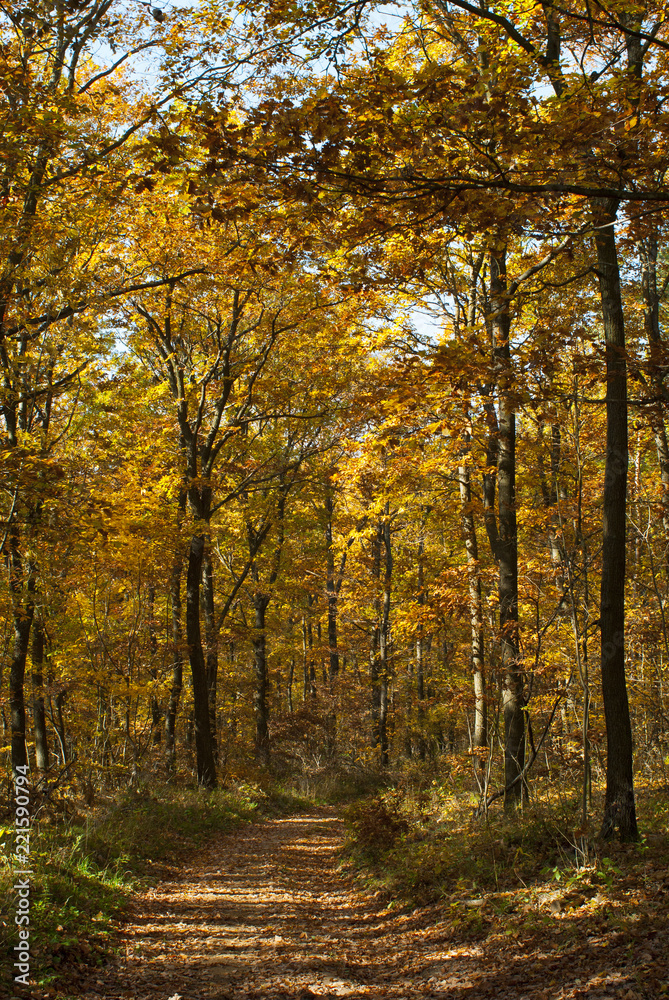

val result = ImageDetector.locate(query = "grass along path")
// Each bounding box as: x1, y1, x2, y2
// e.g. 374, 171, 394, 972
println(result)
54, 808, 667, 1000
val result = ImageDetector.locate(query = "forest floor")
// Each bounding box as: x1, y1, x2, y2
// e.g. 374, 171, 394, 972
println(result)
43, 807, 668, 1000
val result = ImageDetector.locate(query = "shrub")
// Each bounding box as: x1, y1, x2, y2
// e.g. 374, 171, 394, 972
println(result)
345, 794, 409, 858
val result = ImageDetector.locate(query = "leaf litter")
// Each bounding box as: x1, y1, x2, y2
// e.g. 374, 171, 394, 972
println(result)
37, 809, 668, 1000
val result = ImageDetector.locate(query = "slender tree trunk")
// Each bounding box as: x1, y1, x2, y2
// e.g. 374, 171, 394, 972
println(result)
202, 545, 219, 762
324, 485, 339, 757
372, 510, 392, 767
147, 585, 162, 746
9, 529, 36, 776
185, 534, 217, 788
641, 236, 669, 579
252, 594, 270, 764
288, 655, 294, 713
458, 426, 487, 748
303, 596, 316, 699
370, 522, 382, 754
248, 493, 285, 766
593, 200, 638, 840
165, 556, 184, 777
53, 690, 67, 765
31, 616, 49, 771
490, 247, 525, 810
415, 528, 428, 760
325, 489, 340, 683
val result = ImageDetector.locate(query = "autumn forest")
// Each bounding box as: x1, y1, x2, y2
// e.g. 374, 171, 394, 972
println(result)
2, 1, 669, 996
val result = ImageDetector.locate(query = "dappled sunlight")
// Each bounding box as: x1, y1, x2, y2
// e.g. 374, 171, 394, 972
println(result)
64, 809, 668, 1000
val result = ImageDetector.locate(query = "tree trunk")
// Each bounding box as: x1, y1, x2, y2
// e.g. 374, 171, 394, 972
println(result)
31, 616, 49, 772
641, 236, 669, 579
202, 545, 219, 762
147, 584, 162, 746
415, 528, 428, 760
165, 556, 184, 777
324, 486, 339, 757
371, 511, 392, 767
490, 247, 525, 810
185, 533, 217, 788
53, 690, 68, 765
303, 596, 317, 699
325, 489, 340, 683
370, 522, 382, 754
9, 529, 36, 776
253, 594, 270, 764
458, 428, 487, 748
288, 655, 294, 712
593, 200, 638, 840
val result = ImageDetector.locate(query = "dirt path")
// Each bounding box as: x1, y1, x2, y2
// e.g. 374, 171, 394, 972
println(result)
71, 810, 667, 1000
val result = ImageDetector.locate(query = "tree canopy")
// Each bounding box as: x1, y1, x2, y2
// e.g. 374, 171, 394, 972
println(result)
3, 0, 669, 848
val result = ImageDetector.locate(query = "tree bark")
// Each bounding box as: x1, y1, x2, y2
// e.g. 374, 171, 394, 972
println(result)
52, 689, 68, 766
371, 511, 392, 766
9, 526, 36, 776
593, 200, 638, 840
324, 485, 339, 757
490, 247, 525, 810
641, 236, 669, 579
202, 545, 219, 761
31, 616, 49, 772
302, 603, 316, 699
458, 427, 487, 748
185, 533, 217, 788
415, 533, 427, 760
324, 488, 340, 683
253, 594, 270, 764
147, 585, 162, 746
248, 490, 286, 764
165, 555, 184, 777
370, 522, 382, 754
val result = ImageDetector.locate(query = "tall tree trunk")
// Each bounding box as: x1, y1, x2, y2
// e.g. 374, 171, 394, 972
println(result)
248, 490, 286, 764
490, 247, 525, 810
593, 200, 638, 840
370, 509, 392, 767
165, 555, 184, 777
458, 426, 487, 749
415, 526, 428, 760
641, 236, 669, 579
147, 584, 162, 746
324, 485, 339, 757
287, 655, 294, 713
31, 615, 49, 772
325, 488, 340, 683
202, 545, 219, 762
185, 533, 217, 788
52, 689, 67, 766
9, 526, 36, 776
303, 595, 316, 699
370, 522, 382, 754
253, 594, 270, 764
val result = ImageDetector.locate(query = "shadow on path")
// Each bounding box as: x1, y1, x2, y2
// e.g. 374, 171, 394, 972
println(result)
68, 811, 668, 1000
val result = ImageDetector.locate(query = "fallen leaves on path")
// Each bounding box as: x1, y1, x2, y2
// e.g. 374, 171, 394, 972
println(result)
51, 811, 668, 1000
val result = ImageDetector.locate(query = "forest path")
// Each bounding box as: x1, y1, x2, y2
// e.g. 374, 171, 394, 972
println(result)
72, 809, 664, 1000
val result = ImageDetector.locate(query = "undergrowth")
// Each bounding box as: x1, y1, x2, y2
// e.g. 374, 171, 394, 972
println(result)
343, 776, 669, 929
0, 779, 310, 990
